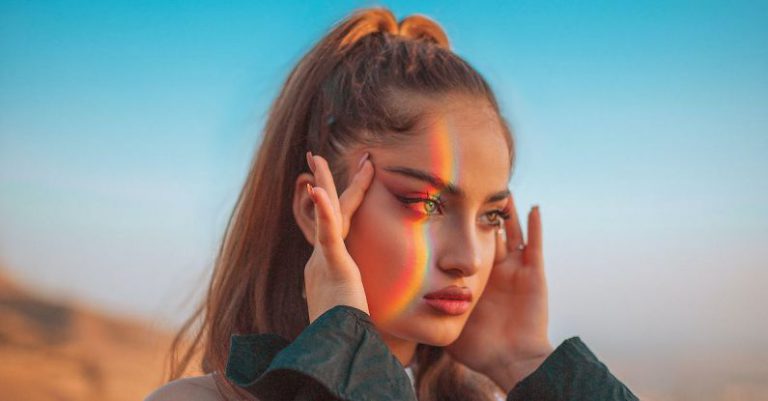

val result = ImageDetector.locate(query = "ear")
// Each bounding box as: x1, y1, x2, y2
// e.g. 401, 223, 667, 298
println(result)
292, 172, 317, 246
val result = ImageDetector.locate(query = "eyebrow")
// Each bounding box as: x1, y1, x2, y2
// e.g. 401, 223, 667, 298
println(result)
382, 166, 510, 203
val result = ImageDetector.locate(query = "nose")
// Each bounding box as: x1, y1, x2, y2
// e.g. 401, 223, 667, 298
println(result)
435, 219, 482, 277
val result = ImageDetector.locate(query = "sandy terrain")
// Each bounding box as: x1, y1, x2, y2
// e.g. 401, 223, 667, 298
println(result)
0, 270, 202, 401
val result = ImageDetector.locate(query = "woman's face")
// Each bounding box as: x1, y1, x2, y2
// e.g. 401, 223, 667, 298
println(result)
344, 94, 512, 347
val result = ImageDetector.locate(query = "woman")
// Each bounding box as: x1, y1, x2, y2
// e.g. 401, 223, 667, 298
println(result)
146, 6, 639, 401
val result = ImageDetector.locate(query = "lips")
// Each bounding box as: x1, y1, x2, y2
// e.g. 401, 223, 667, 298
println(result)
423, 285, 473, 302
423, 286, 472, 315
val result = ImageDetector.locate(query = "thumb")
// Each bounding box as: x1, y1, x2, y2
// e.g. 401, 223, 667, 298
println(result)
339, 156, 374, 237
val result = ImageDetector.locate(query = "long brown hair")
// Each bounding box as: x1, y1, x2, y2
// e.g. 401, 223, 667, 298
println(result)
166, 6, 514, 401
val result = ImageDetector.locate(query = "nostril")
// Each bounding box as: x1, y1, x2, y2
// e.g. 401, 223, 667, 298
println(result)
437, 261, 480, 277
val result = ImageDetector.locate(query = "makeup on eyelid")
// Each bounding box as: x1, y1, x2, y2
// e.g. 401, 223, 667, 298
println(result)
384, 182, 511, 228
377, 164, 510, 204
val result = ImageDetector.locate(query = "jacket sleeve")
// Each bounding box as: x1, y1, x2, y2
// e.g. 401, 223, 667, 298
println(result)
506, 336, 640, 401
225, 305, 418, 401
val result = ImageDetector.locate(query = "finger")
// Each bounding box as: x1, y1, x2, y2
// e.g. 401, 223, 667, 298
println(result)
308, 185, 343, 252
524, 205, 544, 266
339, 158, 374, 237
311, 155, 341, 217
504, 193, 524, 252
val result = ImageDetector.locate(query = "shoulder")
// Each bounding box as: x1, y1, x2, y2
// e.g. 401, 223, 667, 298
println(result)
144, 373, 223, 401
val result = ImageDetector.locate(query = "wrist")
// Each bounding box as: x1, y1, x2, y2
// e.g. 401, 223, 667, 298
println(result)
485, 342, 554, 393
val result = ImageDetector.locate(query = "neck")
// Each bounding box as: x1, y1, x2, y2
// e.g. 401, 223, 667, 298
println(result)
377, 330, 418, 368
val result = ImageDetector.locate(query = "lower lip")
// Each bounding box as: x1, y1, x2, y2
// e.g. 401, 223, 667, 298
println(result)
423, 298, 471, 315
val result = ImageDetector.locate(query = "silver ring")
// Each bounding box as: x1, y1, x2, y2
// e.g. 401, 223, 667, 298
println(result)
515, 243, 525, 251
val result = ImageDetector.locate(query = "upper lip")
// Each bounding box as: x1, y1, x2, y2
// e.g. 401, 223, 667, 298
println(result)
423, 285, 473, 301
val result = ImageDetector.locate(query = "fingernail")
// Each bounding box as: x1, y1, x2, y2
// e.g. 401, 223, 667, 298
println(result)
306, 183, 315, 198
532, 204, 540, 212
357, 152, 369, 170
306, 151, 316, 172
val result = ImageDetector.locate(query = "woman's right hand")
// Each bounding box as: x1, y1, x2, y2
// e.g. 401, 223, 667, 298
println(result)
304, 151, 374, 323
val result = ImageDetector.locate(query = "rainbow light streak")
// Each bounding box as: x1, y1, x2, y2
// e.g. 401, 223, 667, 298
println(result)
378, 116, 459, 323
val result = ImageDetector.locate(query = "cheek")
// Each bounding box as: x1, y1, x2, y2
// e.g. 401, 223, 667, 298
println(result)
474, 231, 498, 284
346, 191, 427, 323
482, 230, 498, 267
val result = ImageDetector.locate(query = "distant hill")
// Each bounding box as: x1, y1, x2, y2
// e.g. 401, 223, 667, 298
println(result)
0, 268, 202, 401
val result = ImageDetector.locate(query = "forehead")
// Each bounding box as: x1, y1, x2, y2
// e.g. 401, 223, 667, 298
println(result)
372, 94, 511, 196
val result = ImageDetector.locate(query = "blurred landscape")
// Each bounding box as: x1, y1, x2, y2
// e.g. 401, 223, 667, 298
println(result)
1, 1, 766, 401
1, 266, 766, 401
0, 267, 202, 401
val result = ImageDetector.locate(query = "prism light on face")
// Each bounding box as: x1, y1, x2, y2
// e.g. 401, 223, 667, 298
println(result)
376, 116, 460, 324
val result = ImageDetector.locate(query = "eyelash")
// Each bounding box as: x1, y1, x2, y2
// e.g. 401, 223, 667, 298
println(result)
395, 194, 511, 228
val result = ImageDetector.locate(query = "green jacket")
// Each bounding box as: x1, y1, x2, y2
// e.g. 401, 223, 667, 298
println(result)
226, 305, 639, 400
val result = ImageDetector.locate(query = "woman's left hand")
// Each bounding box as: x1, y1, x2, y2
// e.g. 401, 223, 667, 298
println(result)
445, 195, 553, 393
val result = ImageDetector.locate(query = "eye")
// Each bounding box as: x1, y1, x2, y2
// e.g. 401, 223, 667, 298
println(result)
481, 208, 511, 228
395, 193, 445, 216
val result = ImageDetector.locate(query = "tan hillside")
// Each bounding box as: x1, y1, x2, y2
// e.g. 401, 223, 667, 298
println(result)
0, 269, 202, 401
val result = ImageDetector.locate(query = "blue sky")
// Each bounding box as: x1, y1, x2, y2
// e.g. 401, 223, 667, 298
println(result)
1, 0, 766, 363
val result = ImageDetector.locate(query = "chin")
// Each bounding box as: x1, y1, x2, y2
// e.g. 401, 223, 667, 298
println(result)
375, 306, 467, 346
422, 335, 459, 347
413, 324, 463, 347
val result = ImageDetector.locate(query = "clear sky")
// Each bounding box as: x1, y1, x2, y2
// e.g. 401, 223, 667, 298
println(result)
1, 0, 766, 367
